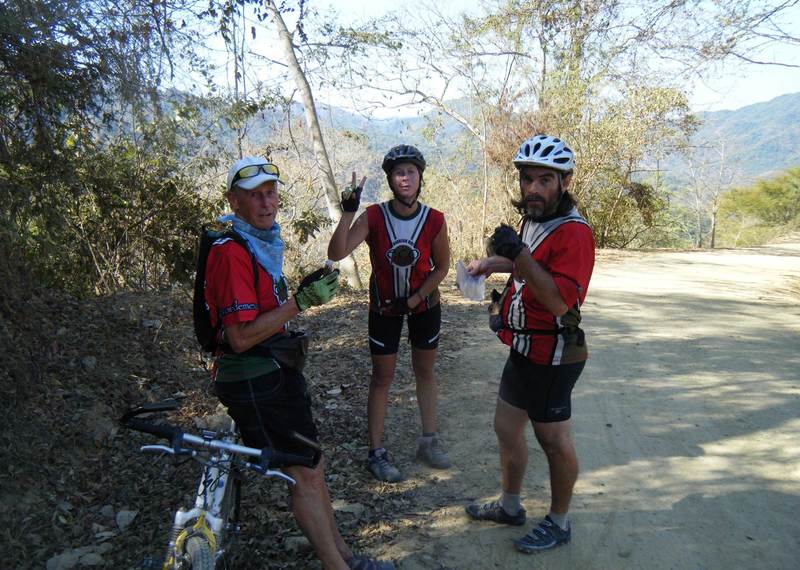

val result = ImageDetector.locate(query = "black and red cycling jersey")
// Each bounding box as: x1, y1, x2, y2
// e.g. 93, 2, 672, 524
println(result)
365, 201, 445, 316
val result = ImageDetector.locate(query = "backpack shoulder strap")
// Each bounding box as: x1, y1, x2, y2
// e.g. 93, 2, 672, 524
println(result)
193, 224, 260, 353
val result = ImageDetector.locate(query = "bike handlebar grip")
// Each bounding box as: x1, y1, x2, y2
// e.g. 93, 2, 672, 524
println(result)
260, 447, 316, 469
125, 418, 182, 442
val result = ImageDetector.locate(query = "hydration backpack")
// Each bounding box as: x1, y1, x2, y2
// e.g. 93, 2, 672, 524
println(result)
192, 224, 258, 353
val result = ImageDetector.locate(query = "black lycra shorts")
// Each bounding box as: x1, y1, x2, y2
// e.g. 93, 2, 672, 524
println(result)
368, 303, 441, 355
499, 349, 586, 423
214, 367, 319, 464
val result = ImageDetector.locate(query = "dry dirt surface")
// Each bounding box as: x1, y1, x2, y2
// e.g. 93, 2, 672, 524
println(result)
374, 240, 800, 569
3, 239, 799, 569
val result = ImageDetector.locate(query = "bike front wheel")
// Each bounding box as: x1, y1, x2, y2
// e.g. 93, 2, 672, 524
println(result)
185, 536, 214, 570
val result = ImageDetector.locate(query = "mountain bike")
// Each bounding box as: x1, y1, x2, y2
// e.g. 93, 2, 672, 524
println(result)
120, 399, 316, 570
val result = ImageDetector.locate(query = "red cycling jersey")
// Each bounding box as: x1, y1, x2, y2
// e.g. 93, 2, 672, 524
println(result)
497, 207, 595, 365
365, 201, 444, 315
204, 237, 288, 338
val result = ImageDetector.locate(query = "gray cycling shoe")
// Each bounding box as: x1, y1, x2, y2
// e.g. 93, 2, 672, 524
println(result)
416, 436, 451, 469
367, 450, 402, 482
346, 554, 396, 570
465, 500, 526, 526
513, 516, 571, 553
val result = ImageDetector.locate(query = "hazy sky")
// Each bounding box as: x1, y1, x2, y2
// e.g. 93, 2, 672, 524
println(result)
312, 0, 800, 113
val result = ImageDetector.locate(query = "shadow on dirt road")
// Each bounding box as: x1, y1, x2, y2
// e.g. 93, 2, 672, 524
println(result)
382, 242, 800, 569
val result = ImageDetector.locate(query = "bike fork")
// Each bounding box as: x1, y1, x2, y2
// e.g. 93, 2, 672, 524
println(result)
158, 514, 187, 569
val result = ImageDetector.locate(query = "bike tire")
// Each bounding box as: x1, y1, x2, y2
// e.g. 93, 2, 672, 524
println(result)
185, 536, 214, 570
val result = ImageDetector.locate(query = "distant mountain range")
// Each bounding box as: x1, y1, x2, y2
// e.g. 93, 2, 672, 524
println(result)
190, 90, 798, 191
684, 93, 800, 181
314, 92, 800, 188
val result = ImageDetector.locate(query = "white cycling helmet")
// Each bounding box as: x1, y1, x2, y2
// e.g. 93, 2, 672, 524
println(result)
512, 135, 575, 172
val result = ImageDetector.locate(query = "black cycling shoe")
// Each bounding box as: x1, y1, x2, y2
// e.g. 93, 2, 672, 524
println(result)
465, 500, 526, 526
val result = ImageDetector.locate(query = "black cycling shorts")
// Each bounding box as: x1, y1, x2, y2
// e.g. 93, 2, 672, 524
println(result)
214, 367, 319, 464
499, 349, 585, 423
368, 303, 441, 355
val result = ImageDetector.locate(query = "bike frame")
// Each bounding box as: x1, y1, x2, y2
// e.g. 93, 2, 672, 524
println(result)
131, 410, 296, 570
161, 426, 239, 569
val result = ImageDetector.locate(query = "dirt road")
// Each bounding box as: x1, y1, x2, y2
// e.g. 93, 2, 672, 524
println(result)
375, 241, 800, 569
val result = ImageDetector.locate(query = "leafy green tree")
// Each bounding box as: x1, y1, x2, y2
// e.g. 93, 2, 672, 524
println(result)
0, 0, 228, 294
318, 0, 797, 251
717, 167, 800, 246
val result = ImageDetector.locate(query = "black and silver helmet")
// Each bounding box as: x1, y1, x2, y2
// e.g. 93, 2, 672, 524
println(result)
381, 144, 426, 175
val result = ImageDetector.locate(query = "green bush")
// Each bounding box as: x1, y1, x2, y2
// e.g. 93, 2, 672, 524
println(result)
716, 168, 800, 247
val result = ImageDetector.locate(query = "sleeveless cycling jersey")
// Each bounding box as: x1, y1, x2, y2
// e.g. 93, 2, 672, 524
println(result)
497, 207, 595, 365
366, 201, 445, 315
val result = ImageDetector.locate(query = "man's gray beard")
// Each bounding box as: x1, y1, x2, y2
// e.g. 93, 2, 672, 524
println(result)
525, 199, 554, 219
525, 203, 543, 217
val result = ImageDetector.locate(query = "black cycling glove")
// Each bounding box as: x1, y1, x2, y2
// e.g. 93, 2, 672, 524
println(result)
489, 224, 525, 260
341, 185, 362, 213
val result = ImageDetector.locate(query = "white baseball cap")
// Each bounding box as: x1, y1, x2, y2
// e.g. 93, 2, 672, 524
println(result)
227, 156, 284, 192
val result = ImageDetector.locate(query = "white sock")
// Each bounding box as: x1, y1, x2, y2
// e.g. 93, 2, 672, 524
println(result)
548, 511, 569, 530
500, 492, 522, 515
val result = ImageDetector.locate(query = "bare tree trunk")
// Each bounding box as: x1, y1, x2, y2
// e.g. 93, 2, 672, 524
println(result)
602, 185, 626, 247
696, 207, 704, 248
709, 210, 717, 249
480, 116, 489, 241
264, 1, 363, 288
709, 195, 721, 249
232, 7, 244, 157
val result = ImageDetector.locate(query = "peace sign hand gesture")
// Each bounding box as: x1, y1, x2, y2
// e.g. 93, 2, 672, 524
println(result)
341, 171, 367, 213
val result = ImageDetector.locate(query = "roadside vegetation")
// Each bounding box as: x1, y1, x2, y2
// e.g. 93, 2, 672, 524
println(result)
716, 168, 800, 247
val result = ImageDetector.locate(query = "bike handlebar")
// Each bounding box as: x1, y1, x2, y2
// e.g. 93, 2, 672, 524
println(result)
122, 415, 316, 469
125, 417, 183, 442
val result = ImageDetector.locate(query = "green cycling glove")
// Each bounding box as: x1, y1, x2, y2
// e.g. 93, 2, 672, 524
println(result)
295, 268, 340, 311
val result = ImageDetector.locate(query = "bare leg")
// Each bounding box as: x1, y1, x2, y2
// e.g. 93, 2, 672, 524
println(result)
494, 398, 530, 494
411, 347, 437, 434
368, 353, 398, 450
284, 459, 350, 569
318, 465, 351, 559
285, 462, 352, 570
533, 419, 578, 514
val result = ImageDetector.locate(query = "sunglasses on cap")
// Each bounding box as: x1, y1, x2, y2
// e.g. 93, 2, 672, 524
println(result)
231, 163, 280, 186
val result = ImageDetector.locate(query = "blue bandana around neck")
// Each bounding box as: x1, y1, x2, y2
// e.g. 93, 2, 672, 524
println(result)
218, 213, 284, 280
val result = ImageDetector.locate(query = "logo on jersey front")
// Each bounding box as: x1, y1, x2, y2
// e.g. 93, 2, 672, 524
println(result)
386, 240, 420, 268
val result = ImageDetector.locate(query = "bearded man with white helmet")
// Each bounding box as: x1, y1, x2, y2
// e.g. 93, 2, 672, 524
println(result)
464, 135, 595, 553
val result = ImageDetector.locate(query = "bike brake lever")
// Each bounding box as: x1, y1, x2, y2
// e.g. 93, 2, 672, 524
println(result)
249, 464, 297, 486
141, 445, 175, 455
140, 445, 194, 457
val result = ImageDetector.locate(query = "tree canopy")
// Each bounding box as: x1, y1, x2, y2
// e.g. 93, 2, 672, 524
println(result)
1, 0, 798, 295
